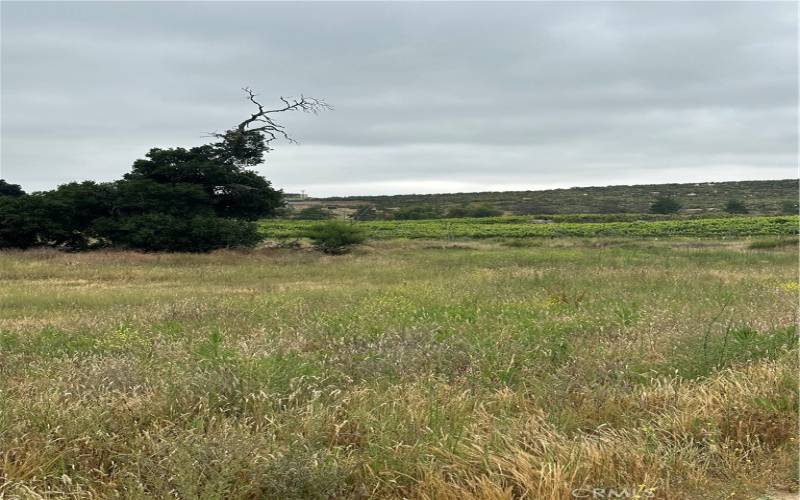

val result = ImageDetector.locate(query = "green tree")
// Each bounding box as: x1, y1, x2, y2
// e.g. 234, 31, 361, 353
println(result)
649, 196, 682, 214
724, 199, 748, 214
0, 89, 329, 252
0, 195, 49, 248
0, 180, 25, 198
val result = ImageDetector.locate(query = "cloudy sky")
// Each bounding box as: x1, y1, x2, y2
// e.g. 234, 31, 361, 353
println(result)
2, 2, 797, 196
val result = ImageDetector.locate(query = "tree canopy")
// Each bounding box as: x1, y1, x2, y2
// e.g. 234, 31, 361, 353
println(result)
0, 89, 328, 252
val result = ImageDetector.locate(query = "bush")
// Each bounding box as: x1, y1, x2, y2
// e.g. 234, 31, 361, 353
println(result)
93, 214, 261, 252
304, 220, 366, 254
649, 196, 682, 214
393, 206, 442, 220
293, 206, 333, 220
351, 205, 385, 221
780, 200, 798, 215
724, 199, 748, 214
446, 204, 502, 218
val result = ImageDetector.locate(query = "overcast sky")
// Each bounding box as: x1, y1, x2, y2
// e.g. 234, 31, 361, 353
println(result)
1, 2, 797, 196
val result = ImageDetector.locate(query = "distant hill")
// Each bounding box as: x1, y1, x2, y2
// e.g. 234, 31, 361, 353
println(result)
302, 179, 798, 216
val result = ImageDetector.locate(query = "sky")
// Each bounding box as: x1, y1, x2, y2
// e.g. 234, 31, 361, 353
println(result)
1, 1, 797, 197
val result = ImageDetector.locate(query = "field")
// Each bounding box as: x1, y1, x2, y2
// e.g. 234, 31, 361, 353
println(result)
309, 179, 799, 215
1, 235, 797, 499
261, 215, 799, 240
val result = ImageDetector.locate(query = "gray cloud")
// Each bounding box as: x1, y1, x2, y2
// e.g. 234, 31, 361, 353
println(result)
2, 1, 796, 196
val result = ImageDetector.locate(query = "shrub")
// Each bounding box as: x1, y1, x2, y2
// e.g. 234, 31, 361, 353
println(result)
293, 206, 333, 220
724, 199, 748, 214
393, 205, 442, 220
93, 214, 261, 252
304, 220, 366, 254
780, 200, 798, 215
446, 204, 502, 218
351, 204, 385, 221
649, 196, 682, 214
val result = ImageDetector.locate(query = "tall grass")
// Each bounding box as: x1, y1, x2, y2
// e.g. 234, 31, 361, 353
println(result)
0, 239, 797, 498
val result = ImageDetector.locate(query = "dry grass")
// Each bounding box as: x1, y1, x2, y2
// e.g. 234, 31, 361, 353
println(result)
0, 239, 797, 499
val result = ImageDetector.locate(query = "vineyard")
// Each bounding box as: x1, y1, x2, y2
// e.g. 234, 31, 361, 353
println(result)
261, 215, 800, 240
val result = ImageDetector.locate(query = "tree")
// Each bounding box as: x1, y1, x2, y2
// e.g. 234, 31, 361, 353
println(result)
0, 195, 49, 248
649, 196, 682, 214
724, 199, 748, 214
0, 180, 25, 198
0, 88, 329, 252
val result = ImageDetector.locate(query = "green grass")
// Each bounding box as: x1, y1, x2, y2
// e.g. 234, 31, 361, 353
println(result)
0, 239, 797, 498
261, 215, 799, 240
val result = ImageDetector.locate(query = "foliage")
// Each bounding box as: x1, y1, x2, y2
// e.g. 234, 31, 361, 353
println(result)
92, 214, 261, 252
262, 215, 799, 240
0, 115, 289, 252
0, 195, 49, 249
124, 145, 282, 220
351, 204, 386, 221
0, 179, 25, 197
649, 196, 682, 214
724, 199, 748, 214
393, 205, 442, 220
446, 203, 502, 218
780, 199, 798, 215
303, 219, 366, 254
316, 179, 798, 215
0, 89, 331, 252
293, 206, 333, 220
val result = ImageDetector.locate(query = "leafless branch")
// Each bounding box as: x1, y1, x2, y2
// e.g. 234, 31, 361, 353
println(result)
228, 87, 332, 146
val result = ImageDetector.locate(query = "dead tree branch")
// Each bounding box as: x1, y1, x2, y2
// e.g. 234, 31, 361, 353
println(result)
228, 87, 332, 147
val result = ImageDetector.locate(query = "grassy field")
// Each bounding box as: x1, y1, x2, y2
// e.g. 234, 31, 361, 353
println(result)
0, 237, 797, 499
261, 215, 799, 240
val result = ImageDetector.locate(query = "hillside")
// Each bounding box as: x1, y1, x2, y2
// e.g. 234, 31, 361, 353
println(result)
297, 179, 798, 216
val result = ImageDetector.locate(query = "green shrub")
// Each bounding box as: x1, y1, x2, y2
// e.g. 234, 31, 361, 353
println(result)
724, 199, 748, 214
293, 206, 333, 220
446, 204, 502, 218
304, 220, 366, 254
93, 214, 261, 252
393, 205, 442, 220
649, 196, 682, 214
780, 200, 798, 215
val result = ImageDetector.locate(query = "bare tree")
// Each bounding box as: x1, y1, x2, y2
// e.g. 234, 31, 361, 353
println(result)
211, 88, 332, 168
